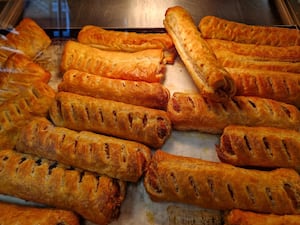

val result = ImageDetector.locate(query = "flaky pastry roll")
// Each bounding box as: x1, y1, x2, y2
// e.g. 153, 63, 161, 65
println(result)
0, 54, 51, 104
226, 68, 300, 107
61, 40, 165, 83
217, 125, 300, 171
215, 50, 300, 73
6, 18, 51, 58
0, 149, 126, 225
207, 39, 300, 62
167, 92, 300, 134
0, 201, 80, 225
0, 82, 55, 149
164, 6, 235, 102
49, 92, 171, 148
199, 16, 300, 46
58, 69, 170, 109
77, 25, 176, 64
144, 150, 300, 214
16, 117, 152, 182
225, 209, 300, 225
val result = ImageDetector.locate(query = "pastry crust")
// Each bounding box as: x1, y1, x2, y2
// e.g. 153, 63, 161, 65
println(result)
163, 6, 236, 102
0, 82, 55, 149
167, 92, 300, 134
49, 92, 172, 148
207, 39, 300, 62
217, 125, 300, 171
0, 53, 52, 104
77, 25, 176, 64
0, 149, 126, 225
199, 16, 300, 46
6, 18, 51, 58
61, 40, 165, 83
144, 150, 300, 214
226, 68, 300, 107
0, 201, 80, 225
225, 209, 300, 225
58, 69, 170, 109
16, 117, 152, 182
215, 50, 300, 73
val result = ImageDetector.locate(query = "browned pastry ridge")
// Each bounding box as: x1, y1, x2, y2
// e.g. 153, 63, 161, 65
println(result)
16, 117, 152, 182
0, 201, 80, 225
5, 18, 52, 58
49, 92, 172, 148
0, 149, 126, 225
61, 40, 165, 83
167, 92, 300, 134
77, 25, 177, 64
224, 209, 300, 225
144, 150, 300, 215
163, 6, 236, 102
58, 69, 170, 110
217, 125, 300, 171
199, 15, 300, 46
206, 39, 300, 62
226, 68, 300, 107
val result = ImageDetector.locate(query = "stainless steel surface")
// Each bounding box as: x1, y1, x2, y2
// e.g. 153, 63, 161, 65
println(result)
0, 0, 24, 29
275, 0, 300, 26
22, 0, 283, 31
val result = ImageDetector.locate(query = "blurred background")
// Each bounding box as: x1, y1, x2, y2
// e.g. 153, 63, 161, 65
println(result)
0, 0, 299, 37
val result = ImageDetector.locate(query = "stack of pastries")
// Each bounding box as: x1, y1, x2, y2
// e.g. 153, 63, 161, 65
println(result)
0, 5, 300, 225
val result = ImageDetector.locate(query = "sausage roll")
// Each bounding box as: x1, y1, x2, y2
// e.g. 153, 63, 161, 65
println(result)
167, 92, 300, 134
77, 25, 176, 64
58, 69, 170, 109
206, 39, 300, 62
49, 92, 172, 148
199, 16, 300, 47
164, 6, 236, 102
225, 209, 300, 225
0, 149, 126, 225
0, 82, 55, 149
226, 68, 300, 107
16, 117, 152, 182
6, 18, 51, 58
217, 125, 300, 171
0, 201, 80, 225
61, 40, 165, 83
144, 150, 300, 215
215, 50, 300, 73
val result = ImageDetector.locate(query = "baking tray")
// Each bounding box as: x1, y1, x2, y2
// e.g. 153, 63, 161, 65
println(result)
0, 28, 225, 224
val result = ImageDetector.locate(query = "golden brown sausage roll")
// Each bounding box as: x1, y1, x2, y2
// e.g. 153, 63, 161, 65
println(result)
58, 69, 170, 109
0, 201, 80, 225
0, 53, 52, 104
6, 18, 51, 58
61, 40, 165, 83
0, 82, 55, 149
16, 117, 152, 182
206, 39, 300, 62
144, 150, 300, 215
167, 92, 300, 134
0, 149, 126, 225
49, 92, 171, 148
163, 6, 236, 102
226, 68, 300, 107
77, 25, 176, 64
215, 50, 300, 73
199, 16, 300, 47
224, 209, 300, 225
217, 125, 300, 171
